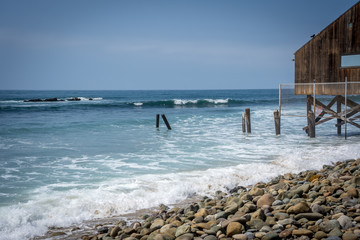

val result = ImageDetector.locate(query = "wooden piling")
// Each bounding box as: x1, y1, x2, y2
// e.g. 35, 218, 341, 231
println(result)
245, 108, 251, 133
156, 114, 160, 128
337, 99, 341, 135
274, 110, 280, 135
242, 113, 246, 133
308, 110, 315, 138
161, 114, 172, 130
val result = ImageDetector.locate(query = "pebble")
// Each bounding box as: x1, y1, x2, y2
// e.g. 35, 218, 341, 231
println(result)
79, 158, 360, 240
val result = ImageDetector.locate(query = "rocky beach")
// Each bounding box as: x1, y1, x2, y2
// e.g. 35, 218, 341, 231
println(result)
62, 158, 360, 240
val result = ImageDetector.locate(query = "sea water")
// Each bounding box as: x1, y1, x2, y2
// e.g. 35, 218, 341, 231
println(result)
0, 89, 359, 240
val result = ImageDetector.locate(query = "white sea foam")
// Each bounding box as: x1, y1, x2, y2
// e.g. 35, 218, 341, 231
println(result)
134, 102, 143, 106
173, 98, 229, 105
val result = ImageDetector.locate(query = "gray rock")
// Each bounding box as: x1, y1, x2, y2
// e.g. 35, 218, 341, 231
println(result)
311, 203, 326, 214
175, 224, 191, 237
175, 233, 194, 240
320, 220, 341, 233
337, 215, 353, 230
245, 231, 255, 239
325, 236, 342, 240
261, 232, 278, 240
277, 218, 294, 226
259, 225, 272, 232
232, 234, 247, 240
215, 211, 229, 219
294, 212, 323, 220
328, 227, 342, 237
271, 200, 283, 206
274, 212, 289, 220
203, 235, 217, 240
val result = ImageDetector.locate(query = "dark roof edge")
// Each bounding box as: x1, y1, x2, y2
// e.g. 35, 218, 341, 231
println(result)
294, 1, 360, 55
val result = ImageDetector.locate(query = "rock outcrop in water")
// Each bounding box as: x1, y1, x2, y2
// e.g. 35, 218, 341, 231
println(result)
24, 97, 92, 102
79, 159, 360, 240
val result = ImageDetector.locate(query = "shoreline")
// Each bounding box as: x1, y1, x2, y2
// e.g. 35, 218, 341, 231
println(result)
38, 158, 360, 240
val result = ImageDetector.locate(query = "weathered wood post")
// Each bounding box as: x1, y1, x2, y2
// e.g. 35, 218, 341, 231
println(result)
337, 99, 341, 135
156, 114, 160, 128
242, 113, 246, 133
306, 95, 312, 136
161, 114, 172, 130
308, 110, 315, 138
274, 110, 280, 135
245, 108, 251, 133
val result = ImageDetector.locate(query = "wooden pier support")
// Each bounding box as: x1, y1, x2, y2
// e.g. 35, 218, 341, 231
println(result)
161, 114, 172, 130
242, 113, 246, 133
245, 108, 251, 133
337, 100, 342, 135
156, 114, 160, 128
274, 110, 280, 135
307, 111, 316, 138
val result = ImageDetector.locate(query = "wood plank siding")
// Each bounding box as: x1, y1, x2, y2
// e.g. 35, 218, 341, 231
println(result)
294, 1, 360, 95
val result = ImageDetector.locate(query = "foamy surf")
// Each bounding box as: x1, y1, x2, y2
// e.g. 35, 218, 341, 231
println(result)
1, 141, 359, 240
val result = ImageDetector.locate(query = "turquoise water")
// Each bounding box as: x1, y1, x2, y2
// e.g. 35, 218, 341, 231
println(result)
0, 90, 359, 239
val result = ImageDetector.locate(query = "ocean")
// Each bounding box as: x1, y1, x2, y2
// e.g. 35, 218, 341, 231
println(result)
0, 89, 359, 240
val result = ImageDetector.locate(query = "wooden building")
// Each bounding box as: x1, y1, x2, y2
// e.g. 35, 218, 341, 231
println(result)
293, 1, 360, 136
295, 1, 360, 95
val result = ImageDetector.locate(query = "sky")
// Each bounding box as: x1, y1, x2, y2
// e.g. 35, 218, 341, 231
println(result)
0, 0, 358, 90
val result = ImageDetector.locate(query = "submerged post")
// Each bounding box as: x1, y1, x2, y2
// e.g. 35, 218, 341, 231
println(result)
308, 110, 315, 138
161, 114, 172, 130
156, 114, 160, 128
245, 108, 251, 133
242, 113, 246, 133
274, 110, 280, 135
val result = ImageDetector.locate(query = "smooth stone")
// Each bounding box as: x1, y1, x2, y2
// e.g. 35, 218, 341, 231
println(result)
232, 234, 247, 240
294, 212, 323, 220
249, 187, 264, 196
226, 222, 244, 237
249, 219, 267, 231
215, 211, 229, 220
277, 218, 294, 226
254, 232, 266, 239
195, 208, 208, 218
259, 226, 272, 232
274, 212, 289, 220
320, 220, 341, 233
110, 226, 121, 237
250, 209, 266, 221
175, 224, 191, 237
271, 200, 283, 206
151, 219, 165, 231
311, 203, 326, 215
261, 232, 278, 240
287, 202, 310, 214
337, 215, 353, 230
203, 235, 217, 240
257, 194, 275, 208
292, 229, 313, 236
328, 227, 342, 237
224, 203, 239, 214
342, 232, 358, 240
245, 232, 255, 240
325, 237, 341, 240
314, 231, 327, 239
346, 188, 358, 197
175, 233, 194, 240
240, 202, 257, 213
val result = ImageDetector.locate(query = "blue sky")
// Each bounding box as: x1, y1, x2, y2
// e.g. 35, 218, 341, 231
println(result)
0, 0, 358, 90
